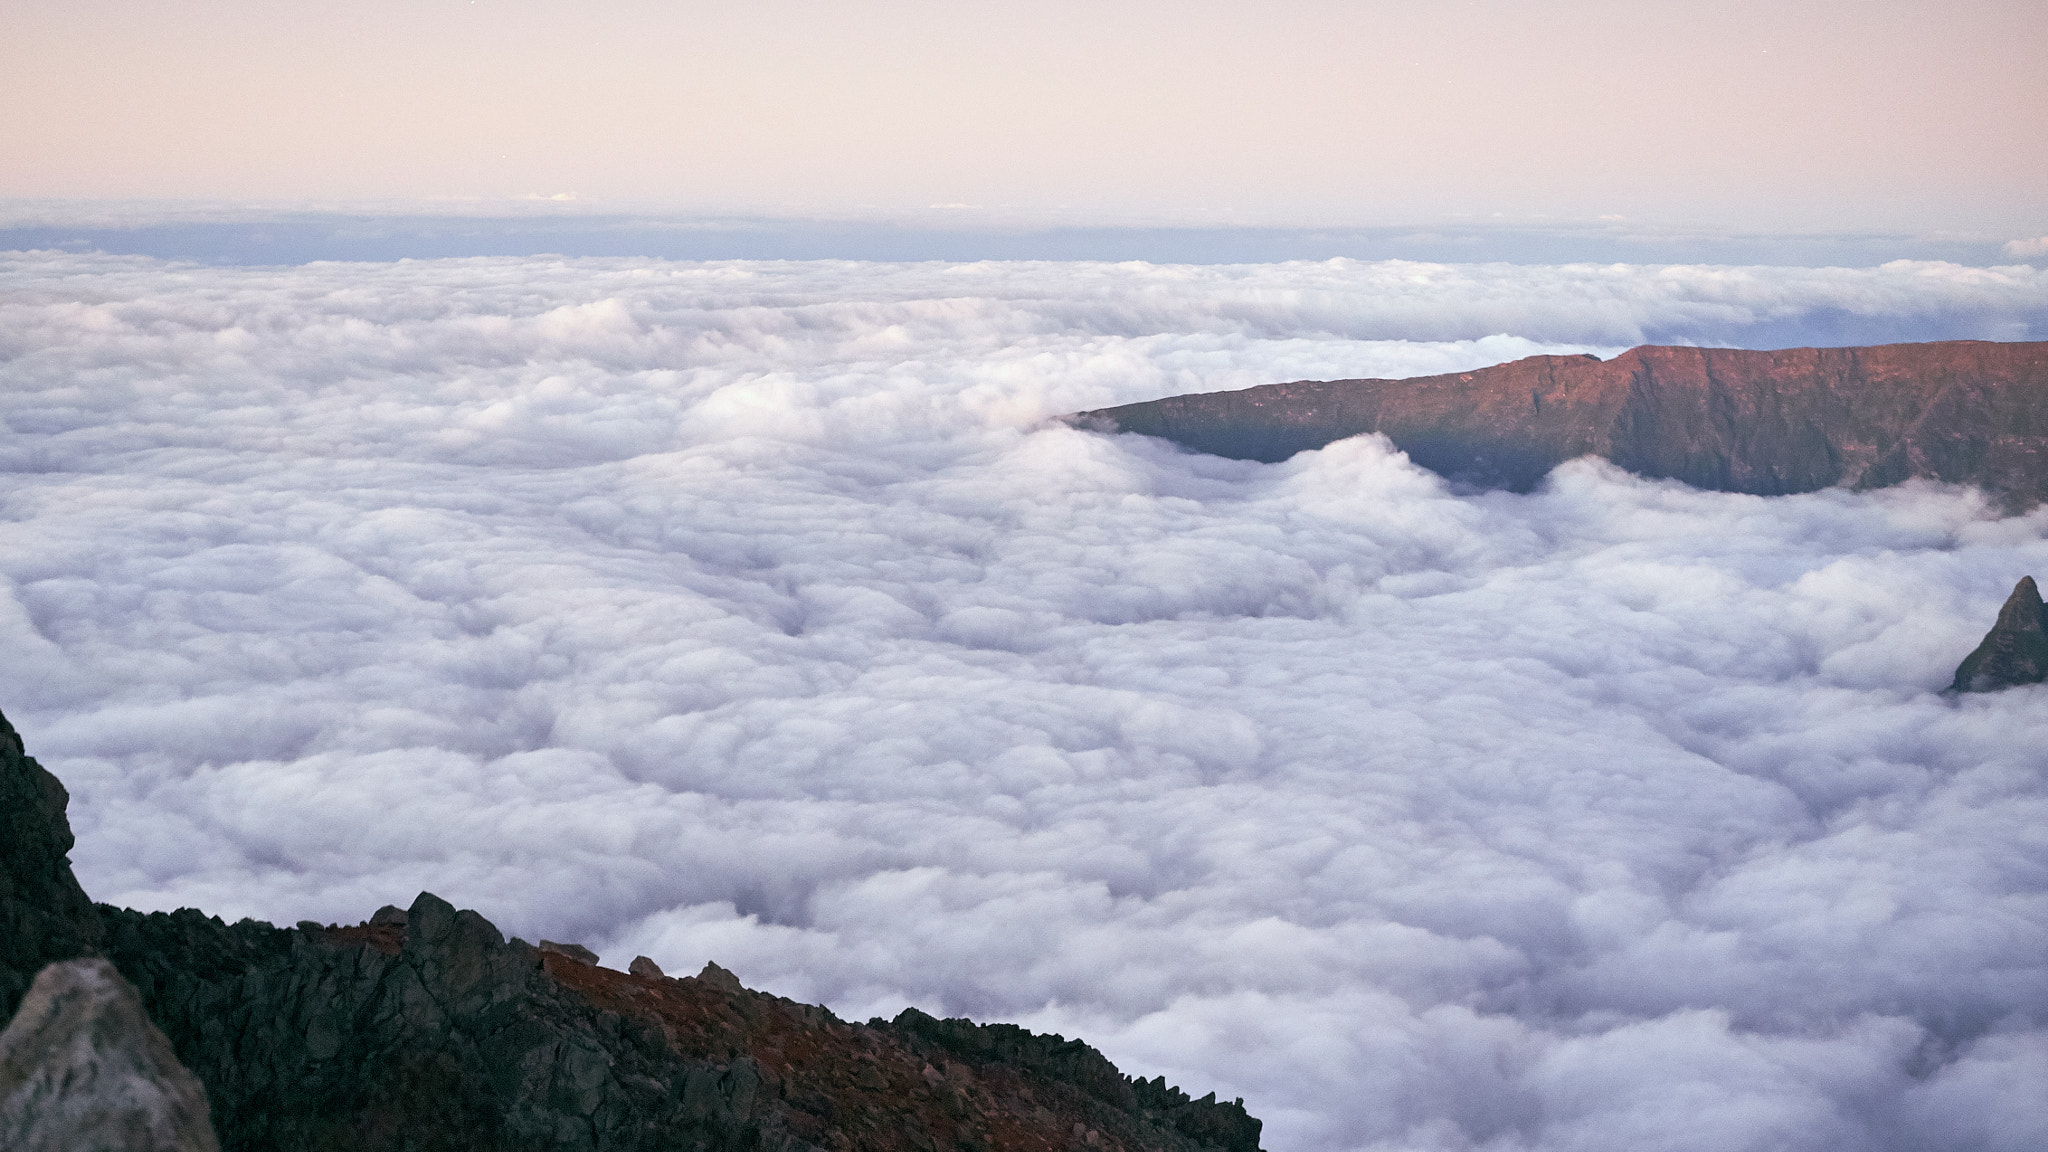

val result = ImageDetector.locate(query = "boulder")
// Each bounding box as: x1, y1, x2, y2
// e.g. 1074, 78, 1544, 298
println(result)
537, 939, 599, 965
0, 958, 219, 1152
697, 961, 745, 994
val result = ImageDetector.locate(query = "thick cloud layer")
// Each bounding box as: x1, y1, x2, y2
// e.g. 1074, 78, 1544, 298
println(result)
2, 251, 2046, 1152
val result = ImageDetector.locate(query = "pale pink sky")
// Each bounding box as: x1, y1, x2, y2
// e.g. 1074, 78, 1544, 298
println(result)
4, 0, 2044, 232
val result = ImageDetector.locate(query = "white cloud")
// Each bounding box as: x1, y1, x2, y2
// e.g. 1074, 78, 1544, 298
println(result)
2004, 236, 2048, 259
2, 251, 2046, 1152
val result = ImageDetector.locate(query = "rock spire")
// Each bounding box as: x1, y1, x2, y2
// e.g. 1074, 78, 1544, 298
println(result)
1951, 576, 2048, 692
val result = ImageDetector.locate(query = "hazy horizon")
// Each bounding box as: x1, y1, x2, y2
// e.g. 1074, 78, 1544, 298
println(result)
6, 1, 2045, 236
5, 200, 2047, 271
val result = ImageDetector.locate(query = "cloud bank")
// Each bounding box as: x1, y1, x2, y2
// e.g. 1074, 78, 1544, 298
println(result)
5, 208, 2042, 270
2, 251, 2046, 1152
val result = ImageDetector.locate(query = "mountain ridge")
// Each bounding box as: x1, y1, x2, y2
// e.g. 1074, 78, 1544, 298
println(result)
1068, 339, 2048, 506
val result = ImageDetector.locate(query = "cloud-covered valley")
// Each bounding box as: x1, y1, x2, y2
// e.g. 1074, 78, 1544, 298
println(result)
2, 250, 2047, 1151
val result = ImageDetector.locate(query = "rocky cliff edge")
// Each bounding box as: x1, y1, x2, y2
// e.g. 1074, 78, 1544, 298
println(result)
0, 710, 1261, 1152
1070, 340, 2048, 507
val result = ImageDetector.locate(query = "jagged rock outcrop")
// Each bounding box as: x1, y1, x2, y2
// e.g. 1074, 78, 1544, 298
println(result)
0, 959, 220, 1152
0, 706, 1263, 1152
0, 711, 105, 1025
1951, 576, 2048, 692
1069, 340, 2048, 506
891, 1010, 1258, 1152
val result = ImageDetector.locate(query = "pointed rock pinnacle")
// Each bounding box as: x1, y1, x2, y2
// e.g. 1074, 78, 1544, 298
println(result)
1951, 576, 2048, 692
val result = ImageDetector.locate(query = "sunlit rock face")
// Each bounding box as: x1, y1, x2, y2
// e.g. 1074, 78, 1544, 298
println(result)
1071, 340, 2048, 505
1950, 576, 2048, 692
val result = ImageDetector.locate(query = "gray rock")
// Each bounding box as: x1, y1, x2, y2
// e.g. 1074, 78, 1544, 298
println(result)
0, 958, 219, 1152
628, 955, 665, 978
697, 961, 745, 994
538, 939, 600, 965
368, 905, 409, 927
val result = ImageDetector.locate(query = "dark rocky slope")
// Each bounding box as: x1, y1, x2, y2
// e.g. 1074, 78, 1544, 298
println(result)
1069, 340, 2048, 505
1951, 576, 2048, 692
0, 709, 1260, 1152
0, 712, 105, 1022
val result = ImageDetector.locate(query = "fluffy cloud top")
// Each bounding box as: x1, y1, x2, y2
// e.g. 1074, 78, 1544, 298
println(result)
2, 251, 2046, 1152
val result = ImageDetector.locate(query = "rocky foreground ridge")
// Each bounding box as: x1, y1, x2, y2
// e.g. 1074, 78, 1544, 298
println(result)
0, 709, 1261, 1152
1069, 340, 2048, 506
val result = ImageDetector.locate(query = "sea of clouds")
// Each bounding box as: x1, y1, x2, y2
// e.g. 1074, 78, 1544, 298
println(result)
3, 250, 2047, 1152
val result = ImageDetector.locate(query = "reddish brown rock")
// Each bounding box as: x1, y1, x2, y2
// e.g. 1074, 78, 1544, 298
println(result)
1070, 340, 2048, 505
